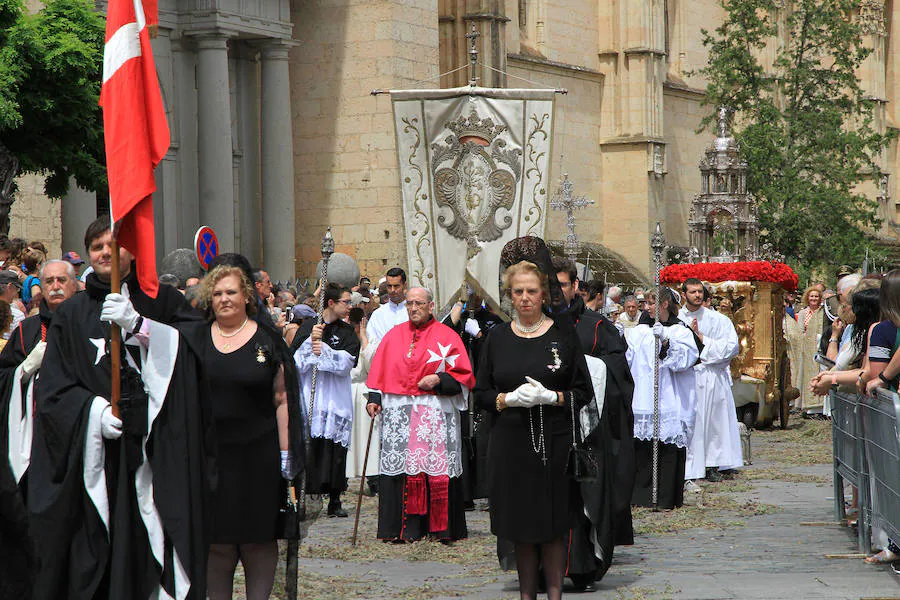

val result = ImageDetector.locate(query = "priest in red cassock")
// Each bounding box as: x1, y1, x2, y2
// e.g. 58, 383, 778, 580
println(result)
366, 287, 475, 542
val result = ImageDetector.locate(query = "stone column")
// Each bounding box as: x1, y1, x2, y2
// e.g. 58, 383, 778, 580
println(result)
61, 178, 96, 256
195, 34, 235, 250
260, 42, 296, 279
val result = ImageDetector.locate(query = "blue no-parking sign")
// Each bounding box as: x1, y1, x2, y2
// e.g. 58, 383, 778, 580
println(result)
194, 226, 219, 270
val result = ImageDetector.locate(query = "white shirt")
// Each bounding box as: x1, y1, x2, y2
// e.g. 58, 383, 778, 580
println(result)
5, 303, 25, 340
365, 299, 409, 343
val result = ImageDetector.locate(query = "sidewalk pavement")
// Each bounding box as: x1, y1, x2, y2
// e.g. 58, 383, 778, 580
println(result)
292, 458, 899, 599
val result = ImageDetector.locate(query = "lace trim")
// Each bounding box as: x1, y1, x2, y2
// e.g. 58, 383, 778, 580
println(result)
633, 411, 693, 448
310, 410, 352, 448
379, 404, 462, 478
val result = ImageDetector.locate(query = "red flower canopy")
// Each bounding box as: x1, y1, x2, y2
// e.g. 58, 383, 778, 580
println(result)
660, 261, 798, 291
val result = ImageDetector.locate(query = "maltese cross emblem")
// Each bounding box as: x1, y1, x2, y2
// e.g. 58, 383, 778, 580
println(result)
426, 343, 459, 373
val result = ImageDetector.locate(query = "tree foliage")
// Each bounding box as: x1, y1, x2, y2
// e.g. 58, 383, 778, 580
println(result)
699, 0, 893, 276
0, 0, 106, 198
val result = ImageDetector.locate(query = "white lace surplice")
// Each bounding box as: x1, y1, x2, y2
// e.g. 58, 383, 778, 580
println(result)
295, 338, 355, 448
626, 324, 698, 447
379, 392, 466, 478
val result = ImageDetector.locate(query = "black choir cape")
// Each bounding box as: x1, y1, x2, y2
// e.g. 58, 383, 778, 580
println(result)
0, 302, 50, 599
28, 274, 215, 600
563, 296, 636, 584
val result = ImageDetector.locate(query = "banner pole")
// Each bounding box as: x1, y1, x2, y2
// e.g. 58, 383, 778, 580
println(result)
110, 237, 122, 418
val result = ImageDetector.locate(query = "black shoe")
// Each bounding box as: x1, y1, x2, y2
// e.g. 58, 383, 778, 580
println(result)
327, 504, 348, 518
705, 468, 724, 482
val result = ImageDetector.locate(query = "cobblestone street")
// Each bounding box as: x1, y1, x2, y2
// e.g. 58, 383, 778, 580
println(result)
245, 421, 900, 599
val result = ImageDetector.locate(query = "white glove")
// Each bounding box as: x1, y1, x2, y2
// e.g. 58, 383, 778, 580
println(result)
652, 322, 664, 339
101, 405, 123, 439
614, 322, 625, 337
522, 376, 559, 406
464, 318, 482, 338
21, 340, 47, 378
503, 384, 539, 409
101, 292, 141, 333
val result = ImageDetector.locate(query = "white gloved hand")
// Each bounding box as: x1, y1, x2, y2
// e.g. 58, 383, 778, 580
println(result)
614, 322, 625, 337
21, 340, 47, 378
503, 384, 539, 409
101, 291, 141, 333
652, 322, 664, 339
101, 405, 123, 439
522, 376, 559, 406
464, 318, 482, 338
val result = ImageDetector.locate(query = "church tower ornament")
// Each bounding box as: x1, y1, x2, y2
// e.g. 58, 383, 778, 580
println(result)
688, 107, 759, 263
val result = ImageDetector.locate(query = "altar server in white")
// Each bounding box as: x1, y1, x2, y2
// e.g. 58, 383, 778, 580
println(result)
365, 268, 409, 343
678, 278, 743, 481
627, 288, 699, 508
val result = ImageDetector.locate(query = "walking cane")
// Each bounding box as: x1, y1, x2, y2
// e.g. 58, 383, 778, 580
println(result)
650, 222, 666, 511
352, 415, 376, 546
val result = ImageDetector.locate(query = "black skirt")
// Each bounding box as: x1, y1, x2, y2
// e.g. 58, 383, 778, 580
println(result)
487, 406, 577, 543
632, 440, 686, 510
211, 431, 280, 543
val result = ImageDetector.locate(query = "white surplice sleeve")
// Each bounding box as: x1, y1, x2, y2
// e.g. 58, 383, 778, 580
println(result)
698, 313, 740, 367
294, 337, 355, 375
662, 325, 699, 372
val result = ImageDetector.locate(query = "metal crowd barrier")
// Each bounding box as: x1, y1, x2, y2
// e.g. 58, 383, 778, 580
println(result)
831, 388, 900, 554
861, 389, 900, 552
830, 389, 869, 552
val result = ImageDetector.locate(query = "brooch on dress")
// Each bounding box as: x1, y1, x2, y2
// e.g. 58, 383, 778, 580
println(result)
547, 341, 562, 372
255, 343, 271, 364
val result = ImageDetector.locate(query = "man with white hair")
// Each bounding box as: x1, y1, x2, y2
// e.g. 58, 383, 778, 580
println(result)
1, 259, 79, 495
0, 258, 79, 593
605, 285, 622, 314
365, 287, 475, 542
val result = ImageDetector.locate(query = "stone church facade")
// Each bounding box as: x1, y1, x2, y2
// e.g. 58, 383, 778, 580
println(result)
18, 0, 900, 280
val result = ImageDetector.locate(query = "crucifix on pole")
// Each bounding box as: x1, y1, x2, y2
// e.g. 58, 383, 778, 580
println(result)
466, 25, 479, 87
550, 173, 594, 262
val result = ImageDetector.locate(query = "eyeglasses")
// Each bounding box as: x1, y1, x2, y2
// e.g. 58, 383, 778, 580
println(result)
407, 300, 430, 307
339, 299, 351, 305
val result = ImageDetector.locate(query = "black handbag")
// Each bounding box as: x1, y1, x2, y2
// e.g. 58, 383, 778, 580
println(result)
276, 479, 301, 540
565, 391, 599, 483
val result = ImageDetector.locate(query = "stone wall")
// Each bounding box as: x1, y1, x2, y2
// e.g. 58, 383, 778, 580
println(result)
663, 85, 708, 249
12, 174, 62, 257
290, 0, 440, 281
507, 56, 603, 252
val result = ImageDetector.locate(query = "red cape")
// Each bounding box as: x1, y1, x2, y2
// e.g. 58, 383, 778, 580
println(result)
367, 318, 475, 394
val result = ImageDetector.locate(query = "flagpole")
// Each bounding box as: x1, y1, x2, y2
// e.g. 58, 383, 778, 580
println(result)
110, 237, 122, 418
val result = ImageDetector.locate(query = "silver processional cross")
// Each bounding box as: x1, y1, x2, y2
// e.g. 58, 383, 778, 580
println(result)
549, 173, 594, 261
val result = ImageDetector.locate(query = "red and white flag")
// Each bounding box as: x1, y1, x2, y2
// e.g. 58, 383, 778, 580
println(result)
100, 0, 169, 297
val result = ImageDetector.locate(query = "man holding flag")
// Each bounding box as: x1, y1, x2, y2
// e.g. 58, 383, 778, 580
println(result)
28, 0, 215, 598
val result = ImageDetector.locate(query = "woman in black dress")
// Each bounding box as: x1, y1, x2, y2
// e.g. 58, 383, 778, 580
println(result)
200, 265, 290, 600
474, 260, 593, 600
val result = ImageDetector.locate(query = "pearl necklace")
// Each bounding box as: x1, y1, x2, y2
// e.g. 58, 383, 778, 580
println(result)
528, 407, 547, 465
514, 312, 545, 335
215, 317, 249, 350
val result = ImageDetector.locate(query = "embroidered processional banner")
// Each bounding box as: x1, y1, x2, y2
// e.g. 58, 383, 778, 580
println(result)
391, 87, 556, 316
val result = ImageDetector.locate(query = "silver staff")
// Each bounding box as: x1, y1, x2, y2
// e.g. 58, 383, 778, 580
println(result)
650, 222, 666, 510
308, 228, 335, 422
287, 229, 334, 600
